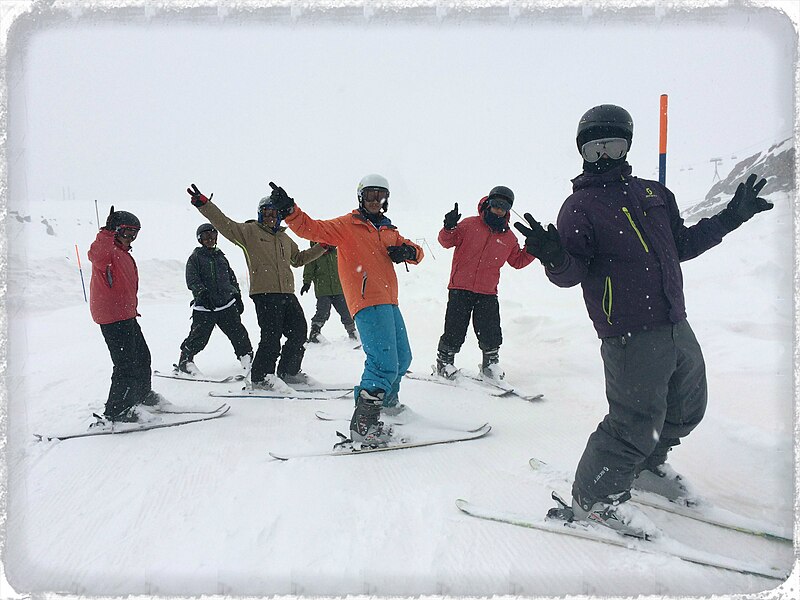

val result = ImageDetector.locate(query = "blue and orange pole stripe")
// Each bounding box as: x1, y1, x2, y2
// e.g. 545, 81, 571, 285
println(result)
659, 94, 668, 185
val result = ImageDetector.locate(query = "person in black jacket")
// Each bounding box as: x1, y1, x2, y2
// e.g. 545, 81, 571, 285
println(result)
176, 224, 253, 375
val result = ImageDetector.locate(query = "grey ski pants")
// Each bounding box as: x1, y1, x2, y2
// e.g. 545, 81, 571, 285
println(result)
572, 319, 708, 504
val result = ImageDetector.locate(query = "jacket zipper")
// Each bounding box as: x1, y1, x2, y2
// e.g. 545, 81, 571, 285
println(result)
603, 275, 613, 325
621, 207, 649, 253
361, 272, 368, 298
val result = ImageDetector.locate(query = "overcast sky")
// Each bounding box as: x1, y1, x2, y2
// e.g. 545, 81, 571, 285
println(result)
5, 2, 796, 225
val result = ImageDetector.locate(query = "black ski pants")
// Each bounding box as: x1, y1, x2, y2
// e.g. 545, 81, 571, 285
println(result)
438, 289, 502, 353
572, 320, 708, 505
251, 293, 307, 382
180, 305, 253, 361
311, 294, 355, 334
100, 317, 152, 418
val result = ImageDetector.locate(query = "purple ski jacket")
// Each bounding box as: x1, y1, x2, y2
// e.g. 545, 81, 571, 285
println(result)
547, 163, 730, 338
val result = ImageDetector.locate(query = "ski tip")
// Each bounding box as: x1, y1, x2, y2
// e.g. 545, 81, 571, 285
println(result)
529, 457, 547, 469
268, 452, 289, 461
455, 499, 471, 512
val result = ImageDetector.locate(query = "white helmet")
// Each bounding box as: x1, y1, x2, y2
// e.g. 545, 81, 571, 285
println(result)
357, 173, 390, 200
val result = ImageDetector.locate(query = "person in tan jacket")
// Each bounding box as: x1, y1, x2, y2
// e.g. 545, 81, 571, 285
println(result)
267, 174, 424, 448
186, 184, 325, 389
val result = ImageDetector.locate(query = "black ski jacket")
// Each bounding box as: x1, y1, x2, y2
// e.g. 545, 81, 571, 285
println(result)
185, 245, 241, 310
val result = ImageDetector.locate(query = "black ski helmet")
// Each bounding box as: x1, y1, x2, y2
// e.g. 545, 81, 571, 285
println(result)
487, 185, 514, 207
576, 104, 634, 152
196, 223, 217, 241
108, 210, 141, 232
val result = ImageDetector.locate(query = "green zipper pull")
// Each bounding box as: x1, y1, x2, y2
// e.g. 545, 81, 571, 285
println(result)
622, 207, 649, 253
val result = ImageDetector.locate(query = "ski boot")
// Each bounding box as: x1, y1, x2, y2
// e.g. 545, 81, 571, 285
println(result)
349, 389, 392, 448
140, 390, 172, 409
633, 463, 698, 506
570, 489, 659, 540
238, 351, 254, 375
435, 346, 459, 379
308, 323, 322, 343
480, 347, 504, 380
280, 371, 320, 387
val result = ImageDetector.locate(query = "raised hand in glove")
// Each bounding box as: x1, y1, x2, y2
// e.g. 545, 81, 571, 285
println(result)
717, 173, 772, 232
300, 282, 311, 295
268, 182, 295, 218
187, 184, 213, 207
234, 294, 245, 314
387, 244, 417, 263
104, 205, 116, 230
443, 203, 461, 230
513, 213, 567, 269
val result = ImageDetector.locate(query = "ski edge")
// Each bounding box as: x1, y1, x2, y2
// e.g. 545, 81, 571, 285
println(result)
313, 410, 490, 434
527, 458, 792, 543
269, 424, 492, 461
454, 498, 788, 581
154, 370, 245, 383
33, 405, 231, 442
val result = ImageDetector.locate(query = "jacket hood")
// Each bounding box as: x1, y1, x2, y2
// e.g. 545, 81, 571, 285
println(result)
571, 162, 633, 192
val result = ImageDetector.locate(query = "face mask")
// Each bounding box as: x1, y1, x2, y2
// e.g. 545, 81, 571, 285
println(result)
482, 208, 508, 232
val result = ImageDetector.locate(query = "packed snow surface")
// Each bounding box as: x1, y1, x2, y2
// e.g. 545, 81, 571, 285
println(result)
3, 185, 795, 596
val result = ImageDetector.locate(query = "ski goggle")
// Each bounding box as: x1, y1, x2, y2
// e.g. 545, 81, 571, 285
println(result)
361, 187, 389, 203
116, 226, 139, 240
487, 197, 511, 212
580, 137, 629, 163
199, 230, 217, 241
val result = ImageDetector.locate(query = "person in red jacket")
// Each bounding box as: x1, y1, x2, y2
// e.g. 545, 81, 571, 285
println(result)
435, 186, 535, 380
88, 207, 168, 423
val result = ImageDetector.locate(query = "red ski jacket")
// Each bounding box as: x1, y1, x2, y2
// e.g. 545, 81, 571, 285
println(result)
88, 229, 140, 325
438, 198, 534, 295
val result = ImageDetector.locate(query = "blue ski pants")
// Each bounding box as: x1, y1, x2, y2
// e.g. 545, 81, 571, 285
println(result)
353, 304, 412, 408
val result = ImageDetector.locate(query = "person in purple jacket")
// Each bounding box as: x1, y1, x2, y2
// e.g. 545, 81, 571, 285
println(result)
514, 104, 773, 538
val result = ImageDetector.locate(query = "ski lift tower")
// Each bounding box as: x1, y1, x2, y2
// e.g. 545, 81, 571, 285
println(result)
710, 157, 723, 183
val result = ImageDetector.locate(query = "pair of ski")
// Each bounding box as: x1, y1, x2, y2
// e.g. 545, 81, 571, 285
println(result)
457, 458, 791, 581
155, 369, 353, 400
33, 403, 231, 441
269, 410, 492, 460
404, 369, 544, 402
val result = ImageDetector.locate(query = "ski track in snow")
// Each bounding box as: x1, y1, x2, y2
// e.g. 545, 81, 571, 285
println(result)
4, 192, 795, 596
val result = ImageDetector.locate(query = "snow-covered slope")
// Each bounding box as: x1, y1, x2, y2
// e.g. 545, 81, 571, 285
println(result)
2, 172, 795, 595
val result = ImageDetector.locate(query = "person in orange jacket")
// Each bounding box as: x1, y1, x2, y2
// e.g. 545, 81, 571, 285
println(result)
268, 174, 424, 448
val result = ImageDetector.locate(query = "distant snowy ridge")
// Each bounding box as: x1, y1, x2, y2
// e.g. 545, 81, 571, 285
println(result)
682, 137, 794, 223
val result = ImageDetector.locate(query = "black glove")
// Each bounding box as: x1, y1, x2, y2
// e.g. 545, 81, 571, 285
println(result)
513, 213, 567, 269
104, 205, 116, 230
443, 203, 461, 230
268, 182, 295, 218
717, 173, 772, 232
387, 244, 416, 263
187, 183, 213, 207
300, 282, 311, 295
234, 294, 244, 314
195, 289, 211, 308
